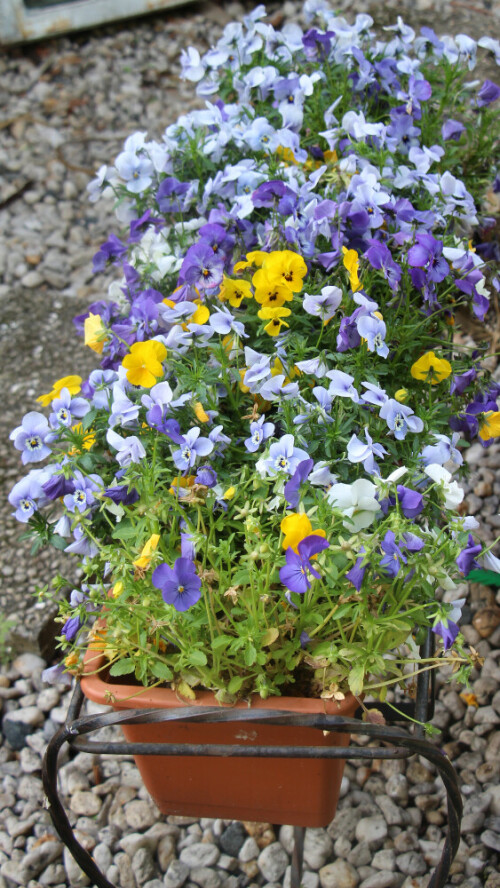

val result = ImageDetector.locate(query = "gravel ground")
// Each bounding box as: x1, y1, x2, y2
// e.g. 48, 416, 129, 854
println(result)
1, 1, 500, 887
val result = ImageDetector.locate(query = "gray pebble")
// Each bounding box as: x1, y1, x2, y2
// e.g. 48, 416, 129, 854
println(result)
395, 852, 427, 877
124, 800, 158, 831
319, 859, 359, 888
190, 866, 221, 888
355, 817, 388, 847
132, 847, 158, 886
481, 830, 500, 852
303, 829, 333, 871
359, 873, 402, 888
179, 843, 220, 868
238, 837, 259, 862
257, 843, 289, 882
164, 859, 190, 888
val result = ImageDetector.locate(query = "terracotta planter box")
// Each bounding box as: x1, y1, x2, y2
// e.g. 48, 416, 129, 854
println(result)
81, 647, 359, 827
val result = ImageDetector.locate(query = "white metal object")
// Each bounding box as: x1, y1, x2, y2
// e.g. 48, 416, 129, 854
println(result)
0, 0, 194, 45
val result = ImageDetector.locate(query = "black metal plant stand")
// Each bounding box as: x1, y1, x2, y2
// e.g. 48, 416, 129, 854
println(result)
42, 635, 462, 888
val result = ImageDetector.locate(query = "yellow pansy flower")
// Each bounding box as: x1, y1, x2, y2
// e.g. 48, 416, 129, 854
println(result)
281, 513, 326, 554
233, 250, 268, 273
324, 150, 338, 164
187, 300, 210, 326
194, 402, 210, 423
133, 534, 160, 569
169, 475, 196, 497
258, 305, 291, 337
275, 146, 297, 165
479, 411, 500, 442
122, 340, 167, 388
37, 375, 82, 407
342, 247, 362, 292
84, 313, 106, 354
70, 424, 96, 453
253, 268, 295, 307
112, 581, 124, 598
218, 276, 253, 307
410, 351, 452, 384
223, 487, 236, 500
261, 250, 308, 293
238, 369, 250, 393
395, 388, 408, 403
64, 652, 80, 671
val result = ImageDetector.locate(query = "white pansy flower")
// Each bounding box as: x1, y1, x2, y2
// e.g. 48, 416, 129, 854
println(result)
327, 479, 379, 531
424, 464, 464, 510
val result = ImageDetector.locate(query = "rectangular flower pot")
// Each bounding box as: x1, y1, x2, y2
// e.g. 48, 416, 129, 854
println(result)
81, 647, 358, 827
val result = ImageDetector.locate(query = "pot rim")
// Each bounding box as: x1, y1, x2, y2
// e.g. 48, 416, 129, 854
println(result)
81, 644, 359, 715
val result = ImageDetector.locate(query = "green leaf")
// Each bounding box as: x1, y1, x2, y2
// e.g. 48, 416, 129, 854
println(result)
112, 522, 138, 541
109, 659, 135, 676
50, 534, 68, 551
77, 454, 96, 473
227, 675, 244, 695
151, 661, 173, 681
211, 635, 233, 652
347, 662, 365, 696
244, 643, 257, 667
261, 628, 279, 647
467, 569, 500, 587
81, 409, 97, 432
188, 649, 208, 667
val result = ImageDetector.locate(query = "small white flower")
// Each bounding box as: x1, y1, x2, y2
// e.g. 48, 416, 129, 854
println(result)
424, 464, 464, 510
327, 479, 379, 531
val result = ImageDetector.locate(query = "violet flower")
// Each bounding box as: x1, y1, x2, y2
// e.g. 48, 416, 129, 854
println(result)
279, 535, 329, 595
432, 598, 466, 650
408, 233, 449, 284
172, 427, 214, 471
379, 531, 407, 578
152, 557, 202, 612
456, 534, 482, 575
284, 458, 314, 508
10, 412, 51, 465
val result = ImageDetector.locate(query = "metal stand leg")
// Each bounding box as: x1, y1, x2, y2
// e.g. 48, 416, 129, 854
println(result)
291, 826, 305, 888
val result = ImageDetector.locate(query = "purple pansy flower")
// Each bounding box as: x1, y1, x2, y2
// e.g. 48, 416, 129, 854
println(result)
9, 471, 48, 523
396, 485, 424, 518
476, 80, 500, 107
284, 458, 314, 508
172, 427, 214, 471
346, 549, 368, 591
10, 412, 51, 465
432, 598, 466, 650
49, 388, 89, 430
379, 400, 424, 440
379, 531, 407, 578
408, 233, 449, 284
103, 485, 140, 505
152, 557, 202, 612
441, 120, 465, 141
63, 471, 102, 513
106, 429, 146, 467
61, 616, 81, 642
456, 535, 482, 575
347, 428, 387, 476
92, 234, 127, 273
279, 535, 329, 595
180, 242, 224, 291
244, 415, 275, 453
252, 180, 298, 215
195, 465, 218, 487
262, 434, 309, 476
